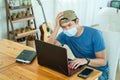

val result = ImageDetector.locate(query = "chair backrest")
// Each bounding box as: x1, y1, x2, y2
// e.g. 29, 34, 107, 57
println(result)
102, 31, 120, 80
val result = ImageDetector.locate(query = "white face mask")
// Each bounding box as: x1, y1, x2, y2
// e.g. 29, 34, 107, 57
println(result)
63, 27, 77, 37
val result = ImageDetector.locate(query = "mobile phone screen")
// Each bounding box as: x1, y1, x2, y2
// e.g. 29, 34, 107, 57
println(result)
78, 68, 93, 78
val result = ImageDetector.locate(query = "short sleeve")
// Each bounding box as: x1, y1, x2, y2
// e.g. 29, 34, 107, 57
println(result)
92, 30, 106, 52
56, 32, 66, 46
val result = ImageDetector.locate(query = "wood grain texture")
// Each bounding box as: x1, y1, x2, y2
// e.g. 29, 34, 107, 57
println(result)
11, 16, 35, 23
0, 39, 102, 80
15, 30, 37, 39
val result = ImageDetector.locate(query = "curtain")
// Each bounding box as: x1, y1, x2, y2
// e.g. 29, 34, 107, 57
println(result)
54, 0, 109, 26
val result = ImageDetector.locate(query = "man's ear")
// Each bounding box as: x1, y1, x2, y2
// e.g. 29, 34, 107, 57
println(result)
76, 19, 79, 24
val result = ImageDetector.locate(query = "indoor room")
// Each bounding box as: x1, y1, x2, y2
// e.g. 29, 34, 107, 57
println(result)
0, 0, 120, 80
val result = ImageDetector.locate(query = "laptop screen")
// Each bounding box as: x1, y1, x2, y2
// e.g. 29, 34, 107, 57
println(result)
35, 40, 69, 75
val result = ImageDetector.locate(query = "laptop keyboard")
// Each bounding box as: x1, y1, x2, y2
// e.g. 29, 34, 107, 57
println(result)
68, 67, 75, 72
68, 58, 75, 72
68, 58, 84, 72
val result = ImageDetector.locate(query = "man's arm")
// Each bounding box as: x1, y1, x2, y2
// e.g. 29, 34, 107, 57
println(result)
47, 26, 61, 45
69, 50, 107, 69
47, 12, 64, 46
88, 50, 107, 66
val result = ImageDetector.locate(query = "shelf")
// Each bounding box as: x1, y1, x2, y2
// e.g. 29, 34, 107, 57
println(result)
11, 15, 35, 23
9, 30, 38, 39
5, 0, 39, 41
9, 29, 38, 39
9, 5, 32, 10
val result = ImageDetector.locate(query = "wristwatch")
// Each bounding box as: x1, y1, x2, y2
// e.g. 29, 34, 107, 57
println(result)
85, 58, 90, 65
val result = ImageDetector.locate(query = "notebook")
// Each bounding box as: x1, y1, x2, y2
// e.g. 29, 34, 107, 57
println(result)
16, 50, 36, 64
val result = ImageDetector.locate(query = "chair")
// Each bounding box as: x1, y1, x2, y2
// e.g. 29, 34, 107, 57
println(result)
102, 31, 120, 80
93, 7, 120, 80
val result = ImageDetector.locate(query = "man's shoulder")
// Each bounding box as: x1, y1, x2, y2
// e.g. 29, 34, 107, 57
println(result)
84, 26, 99, 31
84, 26, 101, 34
57, 32, 67, 39
58, 32, 65, 37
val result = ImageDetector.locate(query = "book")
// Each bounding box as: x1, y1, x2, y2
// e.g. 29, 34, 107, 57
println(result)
16, 50, 36, 64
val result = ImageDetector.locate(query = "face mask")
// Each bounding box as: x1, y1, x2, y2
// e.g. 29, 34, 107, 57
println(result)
63, 27, 77, 37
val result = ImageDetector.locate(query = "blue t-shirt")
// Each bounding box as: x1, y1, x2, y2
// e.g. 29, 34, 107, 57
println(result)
57, 26, 108, 74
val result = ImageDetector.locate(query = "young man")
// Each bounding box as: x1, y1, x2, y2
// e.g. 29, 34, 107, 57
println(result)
48, 10, 108, 80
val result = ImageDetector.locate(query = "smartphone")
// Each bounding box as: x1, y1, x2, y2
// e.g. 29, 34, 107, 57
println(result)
78, 68, 93, 78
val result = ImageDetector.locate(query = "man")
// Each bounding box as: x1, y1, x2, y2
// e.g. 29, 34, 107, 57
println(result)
48, 10, 108, 80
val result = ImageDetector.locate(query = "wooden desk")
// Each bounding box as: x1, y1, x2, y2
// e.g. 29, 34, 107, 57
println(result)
0, 39, 102, 80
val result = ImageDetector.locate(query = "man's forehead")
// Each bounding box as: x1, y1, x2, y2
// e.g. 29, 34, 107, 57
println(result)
61, 21, 74, 27
60, 18, 69, 24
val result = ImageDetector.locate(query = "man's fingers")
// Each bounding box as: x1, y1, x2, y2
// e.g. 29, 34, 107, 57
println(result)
69, 59, 79, 69
71, 61, 79, 69
57, 12, 64, 19
74, 63, 81, 69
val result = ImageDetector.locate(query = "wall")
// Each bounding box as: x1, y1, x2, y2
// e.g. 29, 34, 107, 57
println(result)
0, 0, 109, 59
32, 0, 55, 38
0, 0, 55, 39
55, 0, 109, 26
0, 0, 7, 39
0, 0, 109, 39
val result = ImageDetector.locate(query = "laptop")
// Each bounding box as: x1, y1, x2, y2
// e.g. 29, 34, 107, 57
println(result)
35, 40, 84, 76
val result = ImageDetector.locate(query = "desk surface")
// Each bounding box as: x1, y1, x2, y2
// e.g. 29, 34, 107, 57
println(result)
0, 39, 102, 80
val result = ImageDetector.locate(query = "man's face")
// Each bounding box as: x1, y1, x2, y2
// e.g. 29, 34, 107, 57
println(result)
61, 21, 77, 30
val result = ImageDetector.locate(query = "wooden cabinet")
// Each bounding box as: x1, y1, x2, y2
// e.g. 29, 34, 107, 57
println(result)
5, 0, 38, 41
